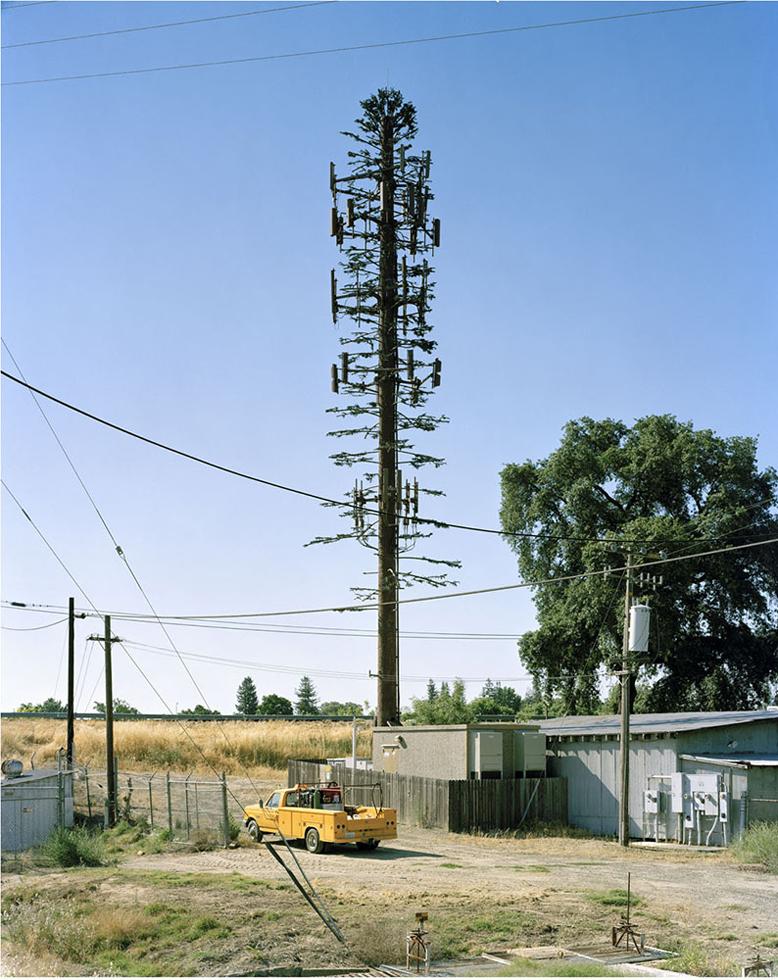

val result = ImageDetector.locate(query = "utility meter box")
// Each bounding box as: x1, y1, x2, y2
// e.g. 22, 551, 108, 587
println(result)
513, 732, 546, 776
471, 731, 503, 779
719, 792, 729, 823
644, 789, 659, 814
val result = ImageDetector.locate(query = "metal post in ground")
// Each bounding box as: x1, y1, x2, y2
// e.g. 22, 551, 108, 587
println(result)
194, 782, 200, 829
57, 767, 65, 828
166, 771, 173, 835
148, 777, 154, 830
221, 772, 230, 848
184, 774, 191, 839
114, 756, 120, 822
85, 766, 92, 819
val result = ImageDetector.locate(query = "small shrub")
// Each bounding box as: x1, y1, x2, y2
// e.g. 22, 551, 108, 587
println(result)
228, 816, 241, 842
731, 821, 778, 873
37, 826, 106, 868
658, 938, 738, 977
190, 828, 219, 851
350, 916, 407, 966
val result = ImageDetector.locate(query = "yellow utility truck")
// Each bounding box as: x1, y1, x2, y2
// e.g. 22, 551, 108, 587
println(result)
242, 783, 397, 853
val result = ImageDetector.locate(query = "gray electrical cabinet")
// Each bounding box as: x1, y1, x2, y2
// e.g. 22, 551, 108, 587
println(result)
470, 730, 503, 779
514, 732, 547, 777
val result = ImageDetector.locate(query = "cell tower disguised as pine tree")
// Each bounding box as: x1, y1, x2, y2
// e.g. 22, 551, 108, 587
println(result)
312, 89, 458, 726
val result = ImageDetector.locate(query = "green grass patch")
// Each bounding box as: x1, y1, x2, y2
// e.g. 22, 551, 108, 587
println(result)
439, 862, 463, 869
586, 888, 643, 908
497, 957, 619, 977
36, 826, 107, 868
757, 934, 778, 949
513, 864, 550, 873
731, 821, 778, 873
656, 937, 738, 977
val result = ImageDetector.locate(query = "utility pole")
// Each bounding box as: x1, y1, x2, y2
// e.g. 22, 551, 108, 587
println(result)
319, 89, 458, 727
67, 597, 76, 768
619, 551, 633, 847
88, 616, 120, 826
66, 598, 86, 769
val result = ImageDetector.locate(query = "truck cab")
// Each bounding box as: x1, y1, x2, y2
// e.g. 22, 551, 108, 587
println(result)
242, 783, 397, 854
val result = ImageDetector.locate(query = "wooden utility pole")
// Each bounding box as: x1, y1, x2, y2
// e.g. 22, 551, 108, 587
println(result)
66, 597, 76, 768
88, 621, 118, 826
376, 110, 400, 727
619, 552, 633, 847
65, 598, 86, 769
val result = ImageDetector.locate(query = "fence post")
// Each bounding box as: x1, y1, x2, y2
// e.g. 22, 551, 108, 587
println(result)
221, 772, 230, 848
194, 783, 200, 829
114, 756, 120, 822
148, 777, 154, 830
184, 774, 191, 839
57, 768, 65, 829
126, 775, 133, 823
166, 771, 173, 835
85, 766, 92, 819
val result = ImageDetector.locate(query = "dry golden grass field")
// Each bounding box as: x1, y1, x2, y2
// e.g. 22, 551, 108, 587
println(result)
1, 718, 372, 778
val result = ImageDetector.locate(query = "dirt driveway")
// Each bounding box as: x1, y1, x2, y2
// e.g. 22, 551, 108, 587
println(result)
125, 825, 778, 940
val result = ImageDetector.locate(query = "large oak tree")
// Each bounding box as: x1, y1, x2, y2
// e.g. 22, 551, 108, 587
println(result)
500, 415, 778, 713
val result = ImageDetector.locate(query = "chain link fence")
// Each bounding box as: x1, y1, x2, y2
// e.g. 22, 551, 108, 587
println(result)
73, 766, 235, 845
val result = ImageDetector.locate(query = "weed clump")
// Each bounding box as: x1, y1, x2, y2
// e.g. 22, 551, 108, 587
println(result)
37, 826, 106, 867
731, 821, 778, 873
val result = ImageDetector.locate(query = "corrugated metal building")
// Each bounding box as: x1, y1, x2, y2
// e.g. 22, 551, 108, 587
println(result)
540, 709, 778, 842
1, 768, 74, 852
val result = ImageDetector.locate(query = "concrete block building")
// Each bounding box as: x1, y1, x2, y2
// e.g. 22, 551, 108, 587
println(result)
372, 722, 546, 780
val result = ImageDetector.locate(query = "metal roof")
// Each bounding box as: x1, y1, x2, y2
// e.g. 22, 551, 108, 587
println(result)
679, 752, 778, 768
537, 709, 778, 738
1, 767, 62, 783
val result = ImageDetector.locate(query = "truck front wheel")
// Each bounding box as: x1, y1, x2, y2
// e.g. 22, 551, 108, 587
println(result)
305, 827, 324, 854
246, 819, 262, 843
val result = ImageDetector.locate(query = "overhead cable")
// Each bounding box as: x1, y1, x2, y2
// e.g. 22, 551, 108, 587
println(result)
2, 2, 744, 87
1, 616, 68, 630
2, 2, 335, 48
2, 346, 266, 802
4, 370, 767, 549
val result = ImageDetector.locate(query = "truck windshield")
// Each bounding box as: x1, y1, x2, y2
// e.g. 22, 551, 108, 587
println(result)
266, 792, 281, 809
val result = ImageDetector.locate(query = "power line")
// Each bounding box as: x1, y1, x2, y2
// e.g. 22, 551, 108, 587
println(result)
1, 616, 68, 631
1, 2, 56, 10
2, 2, 335, 49
121, 637, 599, 685
4, 496, 772, 621
2, 2, 744, 87
5, 370, 766, 549
1, 480, 98, 608
1, 347, 267, 800
0, 481, 345, 942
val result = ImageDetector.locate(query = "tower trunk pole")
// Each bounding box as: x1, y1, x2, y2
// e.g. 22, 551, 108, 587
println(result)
376, 108, 400, 727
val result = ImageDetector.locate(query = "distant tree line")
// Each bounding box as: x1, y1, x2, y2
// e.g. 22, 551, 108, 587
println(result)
234, 675, 366, 717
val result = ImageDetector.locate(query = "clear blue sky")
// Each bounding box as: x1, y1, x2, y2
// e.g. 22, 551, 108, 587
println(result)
2, 0, 776, 714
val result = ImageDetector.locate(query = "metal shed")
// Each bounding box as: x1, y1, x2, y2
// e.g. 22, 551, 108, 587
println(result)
539, 709, 777, 843
1, 768, 74, 853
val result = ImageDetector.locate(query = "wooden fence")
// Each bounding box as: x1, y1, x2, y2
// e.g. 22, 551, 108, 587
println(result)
287, 760, 567, 833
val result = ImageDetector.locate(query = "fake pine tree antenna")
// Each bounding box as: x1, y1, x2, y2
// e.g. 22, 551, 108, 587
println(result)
311, 89, 458, 726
